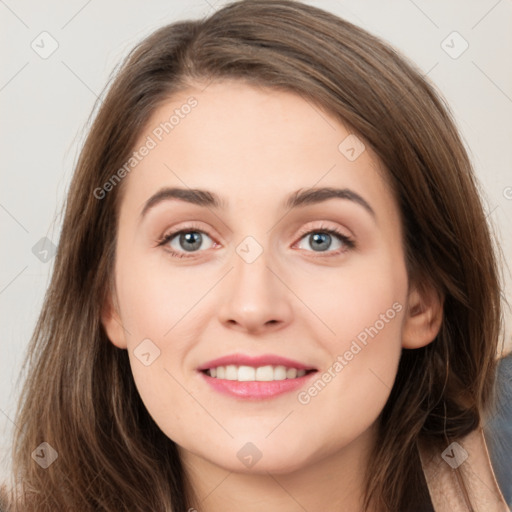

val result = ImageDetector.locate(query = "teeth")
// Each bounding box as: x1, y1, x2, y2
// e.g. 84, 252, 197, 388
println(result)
205, 365, 311, 381
274, 365, 287, 380
238, 366, 256, 381
256, 365, 274, 381
225, 365, 238, 380
286, 368, 297, 379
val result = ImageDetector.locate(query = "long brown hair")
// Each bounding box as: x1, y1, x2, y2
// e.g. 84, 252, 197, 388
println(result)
5, 1, 503, 510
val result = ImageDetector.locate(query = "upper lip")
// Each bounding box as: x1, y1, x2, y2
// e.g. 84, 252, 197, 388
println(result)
197, 353, 317, 371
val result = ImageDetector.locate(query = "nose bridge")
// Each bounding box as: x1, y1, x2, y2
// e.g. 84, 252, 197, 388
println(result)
217, 234, 293, 332
232, 235, 278, 309
234, 236, 272, 294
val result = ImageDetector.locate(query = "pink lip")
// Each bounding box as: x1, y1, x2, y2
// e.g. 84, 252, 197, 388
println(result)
197, 353, 318, 400
197, 353, 316, 371
199, 371, 317, 400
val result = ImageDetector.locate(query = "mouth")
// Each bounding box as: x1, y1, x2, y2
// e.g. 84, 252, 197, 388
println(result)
201, 365, 317, 381
197, 354, 318, 399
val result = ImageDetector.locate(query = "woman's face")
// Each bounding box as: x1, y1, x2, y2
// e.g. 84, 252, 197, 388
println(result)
104, 79, 411, 473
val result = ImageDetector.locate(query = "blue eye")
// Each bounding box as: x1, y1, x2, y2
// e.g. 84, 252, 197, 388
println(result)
159, 230, 215, 257
295, 228, 355, 254
157, 224, 355, 259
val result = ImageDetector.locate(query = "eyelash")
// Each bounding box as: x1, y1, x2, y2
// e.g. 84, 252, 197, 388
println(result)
156, 222, 355, 259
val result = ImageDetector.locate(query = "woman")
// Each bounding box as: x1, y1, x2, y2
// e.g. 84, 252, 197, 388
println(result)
3, 0, 510, 510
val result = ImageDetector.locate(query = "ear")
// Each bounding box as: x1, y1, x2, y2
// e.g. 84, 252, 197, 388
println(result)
101, 288, 128, 349
402, 281, 444, 349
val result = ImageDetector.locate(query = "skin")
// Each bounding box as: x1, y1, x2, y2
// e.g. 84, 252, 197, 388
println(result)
102, 79, 443, 512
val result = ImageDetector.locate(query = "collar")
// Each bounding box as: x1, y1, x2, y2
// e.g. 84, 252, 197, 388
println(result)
418, 427, 510, 511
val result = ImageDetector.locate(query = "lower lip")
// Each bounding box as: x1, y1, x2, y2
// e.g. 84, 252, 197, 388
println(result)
199, 371, 317, 399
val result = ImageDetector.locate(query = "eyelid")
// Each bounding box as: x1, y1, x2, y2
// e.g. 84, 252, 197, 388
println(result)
294, 221, 353, 242
157, 221, 218, 245
157, 220, 355, 258
292, 222, 355, 256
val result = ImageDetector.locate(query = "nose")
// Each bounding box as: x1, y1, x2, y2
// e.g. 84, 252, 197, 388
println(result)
216, 245, 293, 334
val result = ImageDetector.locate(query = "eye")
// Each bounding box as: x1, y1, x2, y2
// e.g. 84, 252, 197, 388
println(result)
156, 222, 355, 259
294, 224, 355, 256
157, 224, 217, 258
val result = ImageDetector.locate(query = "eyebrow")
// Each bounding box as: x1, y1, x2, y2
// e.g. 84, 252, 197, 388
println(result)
139, 186, 375, 220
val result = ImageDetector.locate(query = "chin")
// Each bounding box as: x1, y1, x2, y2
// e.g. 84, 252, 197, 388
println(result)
181, 434, 318, 475
216, 451, 313, 475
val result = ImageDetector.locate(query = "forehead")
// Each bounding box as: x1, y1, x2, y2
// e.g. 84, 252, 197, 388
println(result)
120, 79, 397, 221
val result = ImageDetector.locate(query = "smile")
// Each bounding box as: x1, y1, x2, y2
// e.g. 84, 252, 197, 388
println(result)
197, 355, 318, 399
203, 364, 313, 381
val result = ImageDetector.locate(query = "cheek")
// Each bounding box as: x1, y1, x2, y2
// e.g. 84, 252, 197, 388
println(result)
116, 253, 204, 345
310, 252, 406, 352
294, 255, 406, 428
114, 255, 214, 439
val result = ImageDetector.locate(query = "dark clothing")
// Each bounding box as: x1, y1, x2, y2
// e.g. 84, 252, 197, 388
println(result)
485, 353, 512, 508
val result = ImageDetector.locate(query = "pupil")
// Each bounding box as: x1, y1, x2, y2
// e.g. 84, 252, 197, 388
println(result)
180, 232, 202, 251
177, 232, 332, 252
310, 232, 331, 251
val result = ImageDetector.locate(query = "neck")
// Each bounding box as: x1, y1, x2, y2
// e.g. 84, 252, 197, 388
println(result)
180, 423, 380, 512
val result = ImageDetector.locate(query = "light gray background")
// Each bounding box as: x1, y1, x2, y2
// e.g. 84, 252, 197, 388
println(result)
1, 0, 511, 482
